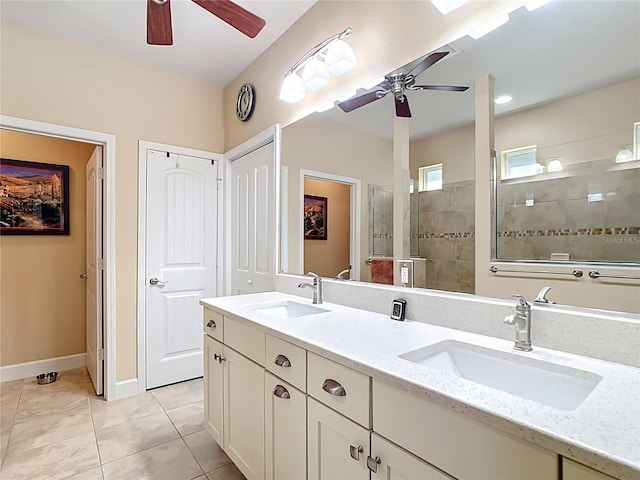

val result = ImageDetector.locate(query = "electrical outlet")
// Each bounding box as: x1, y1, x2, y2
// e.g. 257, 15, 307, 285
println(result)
396, 259, 414, 287
401, 267, 409, 284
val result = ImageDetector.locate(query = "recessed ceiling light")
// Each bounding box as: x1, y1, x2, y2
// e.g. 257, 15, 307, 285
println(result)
495, 95, 513, 105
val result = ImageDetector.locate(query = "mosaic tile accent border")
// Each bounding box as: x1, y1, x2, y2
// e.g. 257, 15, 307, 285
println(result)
411, 232, 475, 239
497, 227, 640, 238
373, 233, 393, 239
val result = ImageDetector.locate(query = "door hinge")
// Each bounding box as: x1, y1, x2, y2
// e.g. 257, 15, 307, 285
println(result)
98, 348, 104, 361
216, 178, 223, 190
97, 167, 104, 180
97, 258, 104, 270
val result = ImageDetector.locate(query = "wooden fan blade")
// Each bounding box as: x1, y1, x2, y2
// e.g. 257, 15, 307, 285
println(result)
147, 0, 173, 45
395, 96, 411, 117
338, 90, 386, 113
406, 51, 449, 78
192, 0, 266, 38
412, 85, 470, 92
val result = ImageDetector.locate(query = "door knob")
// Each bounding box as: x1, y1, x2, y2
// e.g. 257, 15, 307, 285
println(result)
80, 273, 88, 279
149, 277, 168, 286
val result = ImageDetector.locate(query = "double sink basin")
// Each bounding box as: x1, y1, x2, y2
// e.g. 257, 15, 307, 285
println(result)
249, 300, 601, 411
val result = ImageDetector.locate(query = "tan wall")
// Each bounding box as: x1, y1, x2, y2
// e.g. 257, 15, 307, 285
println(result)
1, 20, 225, 381
303, 179, 351, 278
223, 0, 527, 149
281, 114, 392, 281
0, 130, 96, 366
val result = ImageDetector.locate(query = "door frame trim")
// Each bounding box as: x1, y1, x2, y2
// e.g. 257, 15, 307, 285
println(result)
137, 140, 223, 393
1, 114, 117, 400
298, 169, 362, 281
223, 125, 281, 296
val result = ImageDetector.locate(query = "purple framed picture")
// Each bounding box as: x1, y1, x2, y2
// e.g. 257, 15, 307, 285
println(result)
304, 194, 327, 240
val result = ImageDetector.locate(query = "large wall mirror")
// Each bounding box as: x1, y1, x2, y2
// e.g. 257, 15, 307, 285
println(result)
280, 1, 639, 305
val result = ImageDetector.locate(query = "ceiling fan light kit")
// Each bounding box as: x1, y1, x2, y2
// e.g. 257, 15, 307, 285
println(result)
280, 27, 356, 103
147, 0, 266, 46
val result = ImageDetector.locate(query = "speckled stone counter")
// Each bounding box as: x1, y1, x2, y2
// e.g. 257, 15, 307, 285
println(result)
200, 291, 640, 480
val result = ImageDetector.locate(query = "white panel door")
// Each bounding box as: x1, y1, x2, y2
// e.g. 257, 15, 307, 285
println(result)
146, 150, 218, 389
85, 146, 103, 396
231, 143, 275, 295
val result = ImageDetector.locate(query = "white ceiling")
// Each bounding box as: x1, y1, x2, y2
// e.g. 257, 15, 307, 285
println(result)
0, 0, 316, 86
319, 1, 640, 141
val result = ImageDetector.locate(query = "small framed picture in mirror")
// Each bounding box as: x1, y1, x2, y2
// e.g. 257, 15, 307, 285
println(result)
304, 195, 327, 240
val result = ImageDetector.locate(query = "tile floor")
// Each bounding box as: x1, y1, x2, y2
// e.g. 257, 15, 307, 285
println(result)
0, 368, 246, 480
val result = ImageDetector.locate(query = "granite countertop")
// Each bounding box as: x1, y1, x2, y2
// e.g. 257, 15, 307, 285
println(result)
200, 291, 640, 480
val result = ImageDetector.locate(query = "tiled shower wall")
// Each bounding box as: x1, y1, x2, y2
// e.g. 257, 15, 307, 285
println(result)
497, 167, 640, 262
411, 180, 475, 294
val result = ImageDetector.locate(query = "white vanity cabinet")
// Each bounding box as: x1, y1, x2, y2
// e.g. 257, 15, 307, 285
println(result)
203, 310, 265, 480
373, 380, 558, 480
264, 372, 307, 480
563, 458, 617, 480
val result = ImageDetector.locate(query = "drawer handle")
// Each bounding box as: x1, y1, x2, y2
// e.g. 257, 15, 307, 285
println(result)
274, 354, 291, 368
273, 385, 290, 399
213, 353, 226, 363
349, 445, 363, 461
367, 456, 381, 473
206, 320, 216, 328
322, 379, 346, 397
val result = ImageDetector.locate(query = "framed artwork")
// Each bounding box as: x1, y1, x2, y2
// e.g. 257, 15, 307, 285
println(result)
304, 194, 327, 240
0, 158, 70, 235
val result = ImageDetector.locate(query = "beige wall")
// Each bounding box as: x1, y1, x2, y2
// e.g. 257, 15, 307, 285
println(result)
1, 20, 225, 380
0, 130, 96, 366
223, 0, 527, 149
281, 115, 392, 281
303, 179, 351, 278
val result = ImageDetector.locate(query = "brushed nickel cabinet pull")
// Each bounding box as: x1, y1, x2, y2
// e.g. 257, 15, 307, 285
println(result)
349, 445, 363, 461
367, 456, 381, 473
206, 320, 216, 328
274, 354, 291, 368
322, 379, 346, 397
273, 385, 290, 399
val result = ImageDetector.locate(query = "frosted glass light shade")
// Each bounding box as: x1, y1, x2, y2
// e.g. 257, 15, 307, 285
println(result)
615, 148, 634, 163
302, 57, 330, 90
547, 159, 563, 172
279, 73, 305, 103
325, 40, 357, 76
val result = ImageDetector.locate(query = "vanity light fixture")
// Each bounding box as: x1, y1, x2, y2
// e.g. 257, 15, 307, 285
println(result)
614, 147, 634, 163
430, 0, 470, 15
280, 28, 356, 103
525, 0, 554, 12
495, 94, 513, 105
468, 14, 510, 39
547, 159, 563, 172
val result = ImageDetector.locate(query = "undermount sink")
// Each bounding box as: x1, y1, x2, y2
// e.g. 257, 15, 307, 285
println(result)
251, 300, 328, 319
399, 340, 602, 411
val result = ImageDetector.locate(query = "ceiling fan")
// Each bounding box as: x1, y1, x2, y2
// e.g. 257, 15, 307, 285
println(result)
147, 0, 266, 46
338, 51, 469, 118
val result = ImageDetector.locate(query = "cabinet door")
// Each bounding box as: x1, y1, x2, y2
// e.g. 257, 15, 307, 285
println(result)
224, 347, 265, 480
204, 335, 224, 446
308, 397, 370, 480
265, 372, 307, 480
563, 458, 616, 480
370, 433, 454, 480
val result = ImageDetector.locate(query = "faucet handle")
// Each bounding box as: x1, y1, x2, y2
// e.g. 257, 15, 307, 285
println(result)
512, 294, 529, 307
534, 286, 555, 304
307, 271, 320, 279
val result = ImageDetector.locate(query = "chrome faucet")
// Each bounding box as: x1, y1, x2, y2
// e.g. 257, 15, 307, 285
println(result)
534, 286, 555, 304
298, 272, 323, 304
504, 294, 532, 351
335, 268, 350, 280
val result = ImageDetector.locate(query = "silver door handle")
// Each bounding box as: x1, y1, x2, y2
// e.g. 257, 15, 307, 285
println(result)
274, 354, 291, 368
206, 320, 216, 329
322, 379, 346, 397
350, 445, 363, 461
149, 277, 168, 286
80, 273, 88, 279
273, 385, 290, 399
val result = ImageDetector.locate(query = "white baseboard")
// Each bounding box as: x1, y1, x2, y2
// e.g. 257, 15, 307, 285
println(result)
113, 378, 139, 401
0, 353, 86, 383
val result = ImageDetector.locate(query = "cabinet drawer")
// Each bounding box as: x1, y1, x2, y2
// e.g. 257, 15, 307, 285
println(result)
373, 380, 558, 480
266, 335, 307, 392
203, 308, 223, 341
308, 352, 371, 428
224, 314, 265, 366
562, 458, 616, 480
